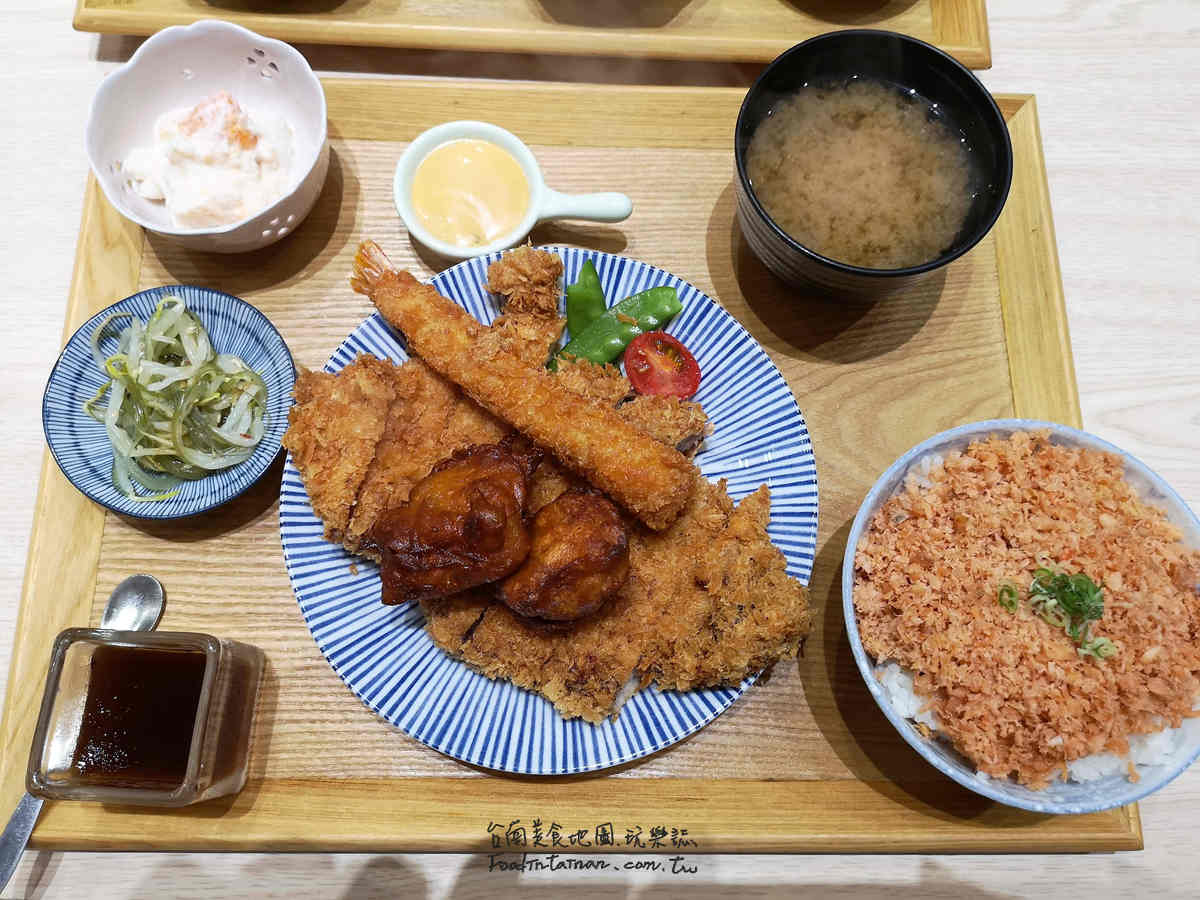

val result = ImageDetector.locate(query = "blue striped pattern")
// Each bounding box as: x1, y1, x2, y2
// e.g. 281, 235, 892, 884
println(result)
280, 248, 818, 774
42, 285, 295, 519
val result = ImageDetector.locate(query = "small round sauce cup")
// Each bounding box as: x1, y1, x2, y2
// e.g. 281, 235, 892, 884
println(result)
393, 120, 633, 260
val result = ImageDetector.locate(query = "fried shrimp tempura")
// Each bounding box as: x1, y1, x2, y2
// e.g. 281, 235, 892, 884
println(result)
351, 240, 696, 531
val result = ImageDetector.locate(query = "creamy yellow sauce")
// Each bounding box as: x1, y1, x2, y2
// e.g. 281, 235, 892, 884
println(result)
411, 139, 531, 248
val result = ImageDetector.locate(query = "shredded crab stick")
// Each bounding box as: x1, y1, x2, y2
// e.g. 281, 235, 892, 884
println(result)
350, 240, 696, 531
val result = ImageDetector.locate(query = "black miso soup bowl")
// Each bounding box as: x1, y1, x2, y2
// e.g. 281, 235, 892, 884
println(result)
734, 29, 1013, 299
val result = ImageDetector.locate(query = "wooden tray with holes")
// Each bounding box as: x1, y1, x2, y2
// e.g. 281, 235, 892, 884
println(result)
0, 78, 1141, 852
72, 0, 992, 68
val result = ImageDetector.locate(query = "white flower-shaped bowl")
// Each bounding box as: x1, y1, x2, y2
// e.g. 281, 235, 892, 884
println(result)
85, 20, 329, 254
842, 419, 1200, 815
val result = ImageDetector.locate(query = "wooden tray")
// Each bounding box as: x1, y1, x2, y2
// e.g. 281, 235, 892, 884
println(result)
73, 0, 992, 68
0, 79, 1141, 853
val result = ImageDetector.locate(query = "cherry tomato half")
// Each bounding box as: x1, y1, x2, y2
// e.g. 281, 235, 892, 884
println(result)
624, 332, 701, 399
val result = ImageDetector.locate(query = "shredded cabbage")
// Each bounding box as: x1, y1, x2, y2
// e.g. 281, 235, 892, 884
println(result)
84, 295, 268, 501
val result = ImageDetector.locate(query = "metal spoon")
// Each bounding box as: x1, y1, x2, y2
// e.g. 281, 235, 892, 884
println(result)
98, 574, 166, 632
0, 575, 166, 892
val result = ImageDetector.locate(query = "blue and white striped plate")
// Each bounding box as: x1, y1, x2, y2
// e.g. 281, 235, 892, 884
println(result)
280, 248, 818, 774
43, 285, 295, 519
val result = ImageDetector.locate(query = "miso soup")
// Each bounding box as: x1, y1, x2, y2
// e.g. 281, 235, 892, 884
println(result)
745, 78, 975, 270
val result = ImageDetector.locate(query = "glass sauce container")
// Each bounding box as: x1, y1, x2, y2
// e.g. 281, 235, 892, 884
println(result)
27, 629, 263, 806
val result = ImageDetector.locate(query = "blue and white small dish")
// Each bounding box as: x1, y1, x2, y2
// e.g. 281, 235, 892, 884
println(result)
280, 247, 819, 775
43, 285, 295, 519
842, 418, 1200, 814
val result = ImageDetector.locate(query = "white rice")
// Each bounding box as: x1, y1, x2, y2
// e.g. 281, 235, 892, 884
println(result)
875, 660, 939, 730
904, 452, 945, 491
875, 660, 1200, 783
613, 674, 640, 714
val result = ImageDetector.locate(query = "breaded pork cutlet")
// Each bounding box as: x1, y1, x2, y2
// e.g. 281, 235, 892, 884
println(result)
282, 354, 398, 542
422, 478, 809, 722
351, 240, 696, 531
635, 482, 811, 690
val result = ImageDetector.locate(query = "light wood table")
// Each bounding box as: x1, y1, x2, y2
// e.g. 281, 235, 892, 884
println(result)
3, 1, 1199, 896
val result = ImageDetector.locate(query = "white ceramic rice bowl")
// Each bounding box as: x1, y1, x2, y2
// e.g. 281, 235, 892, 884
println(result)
841, 419, 1200, 814
85, 20, 329, 253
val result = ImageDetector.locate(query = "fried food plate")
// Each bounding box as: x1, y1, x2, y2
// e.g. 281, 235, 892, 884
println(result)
279, 248, 817, 774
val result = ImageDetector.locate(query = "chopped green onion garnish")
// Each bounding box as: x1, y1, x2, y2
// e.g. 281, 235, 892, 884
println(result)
1079, 636, 1118, 660
997, 582, 1019, 613
999, 566, 1117, 660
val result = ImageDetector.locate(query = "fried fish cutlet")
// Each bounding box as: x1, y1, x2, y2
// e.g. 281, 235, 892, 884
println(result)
282, 354, 398, 541
341, 359, 454, 550
344, 359, 508, 553
351, 240, 696, 531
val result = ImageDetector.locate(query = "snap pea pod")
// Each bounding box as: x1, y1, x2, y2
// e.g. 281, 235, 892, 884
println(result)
555, 285, 682, 366
565, 260, 606, 338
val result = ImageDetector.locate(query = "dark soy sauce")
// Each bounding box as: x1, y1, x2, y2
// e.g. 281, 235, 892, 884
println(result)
70, 645, 207, 790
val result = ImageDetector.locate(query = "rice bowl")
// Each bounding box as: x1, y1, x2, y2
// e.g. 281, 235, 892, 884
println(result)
841, 419, 1200, 814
